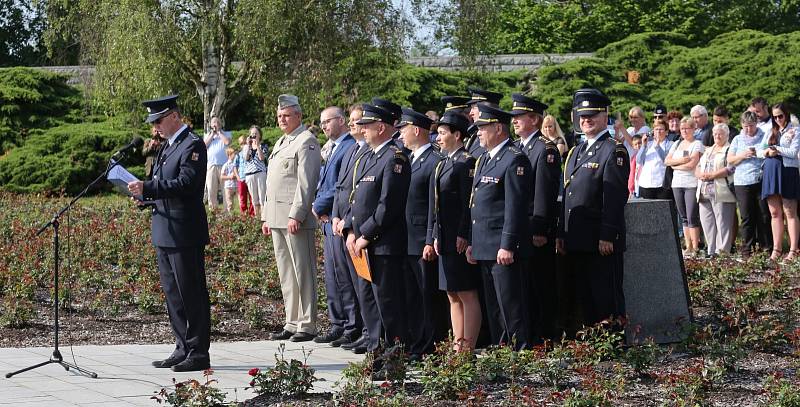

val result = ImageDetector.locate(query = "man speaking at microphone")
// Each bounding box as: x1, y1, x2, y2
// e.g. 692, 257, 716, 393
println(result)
127, 94, 211, 372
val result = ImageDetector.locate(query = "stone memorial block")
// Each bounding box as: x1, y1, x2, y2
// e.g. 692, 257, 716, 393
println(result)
623, 199, 693, 344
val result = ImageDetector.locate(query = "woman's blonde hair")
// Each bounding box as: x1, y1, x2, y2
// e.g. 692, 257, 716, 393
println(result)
542, 115, 564, 139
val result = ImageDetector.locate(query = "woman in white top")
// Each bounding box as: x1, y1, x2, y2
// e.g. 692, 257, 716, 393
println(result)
665, 116, 705, 256
636, 119, 674, 200
695, 124, 736, 256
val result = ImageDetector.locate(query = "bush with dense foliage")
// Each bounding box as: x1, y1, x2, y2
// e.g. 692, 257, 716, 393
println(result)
0, 67, 82, 154
535, 30, 800, 126
0, 118, 145, 195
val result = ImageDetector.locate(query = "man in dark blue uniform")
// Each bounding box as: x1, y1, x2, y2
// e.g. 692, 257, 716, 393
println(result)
465, 87, 503, 158
313, 106, 360, 345
331, 105, 379, 354
397, 107, 447, 360
557, 88, 629, 328
343, 104, 411, 369
128, 95, 211, 372
465, 104, 533, 350
371, 97, 407, 151
509, 93, 562, 342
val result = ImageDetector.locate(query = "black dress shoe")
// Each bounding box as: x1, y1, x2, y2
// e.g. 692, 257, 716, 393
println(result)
341, 336, 366, 350
151, 355, 185, 368
330, 335, 355, 348
270, 330, 294, 340
351, 343, 368, 354
313, 330, 343, 344
289, 332, 316, 342
170, 358, 210, 372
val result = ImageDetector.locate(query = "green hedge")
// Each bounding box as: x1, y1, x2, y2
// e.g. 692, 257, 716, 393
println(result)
0, 118, 146, 195
0, 67, 82, 153
535, 30, 800, 125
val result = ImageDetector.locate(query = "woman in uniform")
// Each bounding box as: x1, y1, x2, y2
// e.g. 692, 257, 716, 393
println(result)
426, 111, 481, 351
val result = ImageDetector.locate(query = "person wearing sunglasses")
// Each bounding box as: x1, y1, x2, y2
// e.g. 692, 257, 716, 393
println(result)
761, 103, 800, 261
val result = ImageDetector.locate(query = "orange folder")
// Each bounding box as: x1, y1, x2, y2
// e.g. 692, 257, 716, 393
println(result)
350, 248, 372, 282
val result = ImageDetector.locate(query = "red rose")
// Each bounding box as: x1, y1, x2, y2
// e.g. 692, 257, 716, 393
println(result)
248, 368, 260, 376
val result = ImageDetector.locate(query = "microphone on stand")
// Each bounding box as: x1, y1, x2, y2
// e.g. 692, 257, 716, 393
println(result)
113, 136, 145, 160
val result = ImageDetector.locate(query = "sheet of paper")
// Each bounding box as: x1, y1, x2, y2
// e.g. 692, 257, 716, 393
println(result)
107, 162, 141, 198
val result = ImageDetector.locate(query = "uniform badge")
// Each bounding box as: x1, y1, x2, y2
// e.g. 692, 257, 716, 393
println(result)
191, 152, 199, 161
360, 175, 376, 182
617, 157, 624, 166
309, 144, 316, 150
516, 166, 525, 176
547, 153, 555, 164
393, 164, 403, 174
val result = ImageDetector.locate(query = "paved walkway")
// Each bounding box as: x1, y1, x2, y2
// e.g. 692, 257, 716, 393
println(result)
0, 340, 364, 406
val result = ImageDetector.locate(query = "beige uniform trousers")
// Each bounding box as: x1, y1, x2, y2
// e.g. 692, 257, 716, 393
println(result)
271, 227, 317, 334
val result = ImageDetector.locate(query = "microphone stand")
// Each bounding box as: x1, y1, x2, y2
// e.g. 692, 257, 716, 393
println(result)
6, 151, 133, 379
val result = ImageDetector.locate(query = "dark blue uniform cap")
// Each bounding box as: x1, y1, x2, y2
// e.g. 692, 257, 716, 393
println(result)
142, 94, 178, 123
509, 93, 548, 116
396, 107, 433, 130
653, 105, 667, 116
436, 111, 470, 136
475, 104, 513, 126
572, 88, 611, 117
371, 97, 402, 121
356, 104, 395, 125
441, 96, 471, 111
466, 87, 502, 106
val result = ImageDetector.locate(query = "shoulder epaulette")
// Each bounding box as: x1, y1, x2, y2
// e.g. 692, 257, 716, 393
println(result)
391, 146, 408, 161
614, 143, 629, 156
508, 145, 523, 155
461, 151, 472, 160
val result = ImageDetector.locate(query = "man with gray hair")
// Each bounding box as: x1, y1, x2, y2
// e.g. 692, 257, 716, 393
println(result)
691, 105, 714, 147
262, 94, 322, 342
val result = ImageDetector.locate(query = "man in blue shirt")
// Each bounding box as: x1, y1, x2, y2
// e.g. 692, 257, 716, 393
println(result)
204, 116, 231, 210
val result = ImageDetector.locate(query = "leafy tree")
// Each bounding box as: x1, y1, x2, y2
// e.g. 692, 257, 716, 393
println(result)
44, 0, 407, 130
0, 0, 47, 66
419, 0, 800, 56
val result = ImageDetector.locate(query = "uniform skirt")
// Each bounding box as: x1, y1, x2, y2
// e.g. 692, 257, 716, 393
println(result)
438, 254, 481, 292
761, 157, 800, 200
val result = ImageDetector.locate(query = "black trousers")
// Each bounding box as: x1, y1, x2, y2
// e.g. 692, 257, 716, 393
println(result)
156, 245, 210, 361
324, 224, 362, 338
369, 254, 408, 350
478, 260, 529, 350
341, 238, 381, 350
734, 183, 772, 254
404, 255, 450, 354
564, 251, 625, 328
528, 243, 558, 342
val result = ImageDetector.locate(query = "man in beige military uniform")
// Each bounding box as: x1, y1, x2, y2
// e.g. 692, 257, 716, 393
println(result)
261, 94, 322, 342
